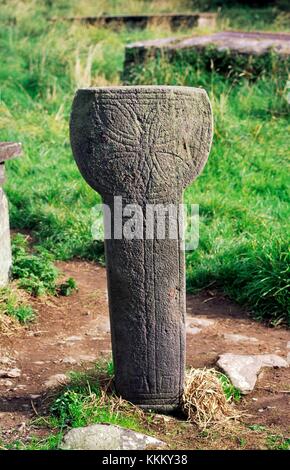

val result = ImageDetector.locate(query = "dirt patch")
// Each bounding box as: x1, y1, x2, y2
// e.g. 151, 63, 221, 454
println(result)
0, 260, 289, 449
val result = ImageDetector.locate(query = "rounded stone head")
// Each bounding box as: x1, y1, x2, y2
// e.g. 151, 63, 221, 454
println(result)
70, 86, 213, 202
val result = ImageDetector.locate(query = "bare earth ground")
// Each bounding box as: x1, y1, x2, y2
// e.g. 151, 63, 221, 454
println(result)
0, 260, 289, 449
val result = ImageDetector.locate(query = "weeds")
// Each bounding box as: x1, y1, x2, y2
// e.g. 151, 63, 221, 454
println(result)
50, 364, 146, 432
11, 234, 77, 298
0, 286, 35, 328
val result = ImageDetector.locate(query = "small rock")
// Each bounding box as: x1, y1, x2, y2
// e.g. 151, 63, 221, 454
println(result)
0, 368, 21, 378
30, 394, 41, 399
0, 379, 13, 387
44, 374, 69, 389
65, 336, 83, 342
33, 361, 45, 365
61, 357, 77, 365
217, 353, 288, 394
188, 317, 215, 328
15, 385, 26, 390
79, 355, 97, 362
186, 325, 201, 335
60, 424, 166, 450
0, 357, 14, 365
223, 333, 258, 344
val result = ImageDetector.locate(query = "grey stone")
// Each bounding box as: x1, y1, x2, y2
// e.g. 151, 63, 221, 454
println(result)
0, 367, 21, 378
0, 188, 12, 287
189, 317, 215, 328
124, 31, 290, 80
0, 142, 22, 287
1, 379, 13, 387
0, 356, 14, 365
44, 373, 69, 389
70, 86, 213, 411
126, 31, 290, 58
61, 356, 77, 364
60, 423, 166, 450
0, 142, 22, 162
223, 333, 258, 344
217, 353, 288, 394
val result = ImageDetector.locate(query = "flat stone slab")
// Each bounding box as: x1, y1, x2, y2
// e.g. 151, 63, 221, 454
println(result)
217, 353, 288, 394
223, 333, 258, 344
0, 142, 22, 163
189, 317, 215, 328
56, 13, 216, 30
126, 31, 290, 56
44, 373, 69, 389
0, 367, 21, 378
60, 424, 166, 450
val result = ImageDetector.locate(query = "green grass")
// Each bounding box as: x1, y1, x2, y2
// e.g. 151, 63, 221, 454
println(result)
50, 365, 145, 432
11, 234, 78, 297
0, 287, 35, 324
266, 434, 290, 450
0, 1, 289, 325
1, 433, 63, 451
218, 373, 241, 402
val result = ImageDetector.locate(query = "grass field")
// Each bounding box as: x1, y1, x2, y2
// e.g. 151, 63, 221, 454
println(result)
0, 0, 289, 325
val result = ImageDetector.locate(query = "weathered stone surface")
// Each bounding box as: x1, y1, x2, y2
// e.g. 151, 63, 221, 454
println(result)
0, 142, 22, 287
60, 424, 166, 450
126, 31, 290, 58
56, 13, 217, 31
124, 31, 290, 79
217, 353, 288, 394
44, 373, 69, 389
0, 188, 12, 287
70, 86, 212, 410
0, 367, 21, 378
0, 142, 22, 163
189, 317, 215, 328
223, 333, 258, 344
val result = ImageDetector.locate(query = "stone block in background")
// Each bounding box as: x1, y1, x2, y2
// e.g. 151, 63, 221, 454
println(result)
124, 31, 290, 80
0, 188, 12, 287
53, 13, 217, 31
0, 142, 22, 287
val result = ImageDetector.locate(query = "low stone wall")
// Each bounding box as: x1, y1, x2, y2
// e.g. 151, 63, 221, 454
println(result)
0, 142, 22, 287
123, 31, 290, 80
55, 13, 217, 31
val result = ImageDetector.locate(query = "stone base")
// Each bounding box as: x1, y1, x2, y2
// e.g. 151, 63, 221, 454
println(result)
0, 188, 12, 287
139, 403, 180, 413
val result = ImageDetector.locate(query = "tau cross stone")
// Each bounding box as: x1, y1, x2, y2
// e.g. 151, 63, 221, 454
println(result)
70, 86, 213, 411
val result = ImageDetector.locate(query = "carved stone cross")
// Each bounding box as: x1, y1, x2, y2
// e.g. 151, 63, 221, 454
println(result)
70, 86, 213, 411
